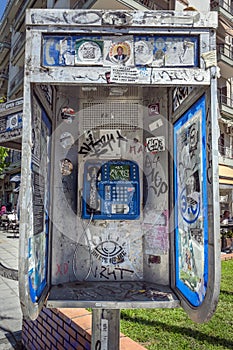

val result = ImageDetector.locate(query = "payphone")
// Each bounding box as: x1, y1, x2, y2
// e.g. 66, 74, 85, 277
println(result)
82, 159, 140, 219
19, 8, 220, 332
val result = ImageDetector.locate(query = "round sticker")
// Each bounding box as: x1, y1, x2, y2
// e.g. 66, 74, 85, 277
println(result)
109, 42, 131, 64
60, 132, 74, 149
61, 107, 75, 124
60, 158, 73, 176
77, 41, 102, 62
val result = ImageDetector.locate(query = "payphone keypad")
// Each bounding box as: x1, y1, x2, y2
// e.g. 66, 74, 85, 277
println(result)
111, 186, 135, 202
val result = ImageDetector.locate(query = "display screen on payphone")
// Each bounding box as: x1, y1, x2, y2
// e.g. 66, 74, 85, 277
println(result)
82, 160, 140, 220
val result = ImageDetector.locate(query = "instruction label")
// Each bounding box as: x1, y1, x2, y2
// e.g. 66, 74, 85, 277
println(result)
110, 66, 151, 83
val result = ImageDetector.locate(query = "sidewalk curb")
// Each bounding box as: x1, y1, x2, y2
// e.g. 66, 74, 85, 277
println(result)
0, 262, 18, 280
221, 253, 233, 261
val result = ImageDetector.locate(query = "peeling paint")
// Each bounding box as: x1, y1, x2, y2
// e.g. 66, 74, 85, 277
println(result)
28, 9, 218, 29
201, 50, 217, 69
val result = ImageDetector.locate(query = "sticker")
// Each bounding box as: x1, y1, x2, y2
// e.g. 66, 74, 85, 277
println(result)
153, 38, 166, 67
59, 38, 75, 66
148, 103, 160, 116
61, 107, 75, 123
135, 40, 153, 65
60, 158, 73, 176
110, 66, 151, 84
60, 132, 74, 149
149, 118, 163, 131
146, 136, 165, 153
164, 39, 194, 66
105, 71, 111, 84
104, 37, 134, 66
75, 39, 103, 65
144, 223, 169, 255
101, 319, 108, 350
148, 255, 161, 264
110, 42, 131, 64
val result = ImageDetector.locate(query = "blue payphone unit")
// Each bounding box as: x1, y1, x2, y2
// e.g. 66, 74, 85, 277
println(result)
82, 160, 140, 220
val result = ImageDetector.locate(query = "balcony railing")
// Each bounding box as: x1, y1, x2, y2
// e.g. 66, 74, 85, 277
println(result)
14, 0, 30, 26
219, 93, 233, 108
219, 0, 233, 14
211, 0, 233, 15
12, 32, 26, 58
0, 41, 11, 52
9, 68, 24, 92
217, 43, 233, 60
128, 0, 164, 10
219, 144, 233, 159
0, 69, 9, 80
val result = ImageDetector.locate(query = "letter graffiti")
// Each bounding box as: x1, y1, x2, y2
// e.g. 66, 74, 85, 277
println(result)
179, 160, 201, 224
129, 138, 144, 154
152, 69, 207, 84
56, 262, 69, 276
144, 154, 168, 197
94, 266, 134, 280
180, 186, 200, 224
172, 86, 192, 112
78, 130, 127, 157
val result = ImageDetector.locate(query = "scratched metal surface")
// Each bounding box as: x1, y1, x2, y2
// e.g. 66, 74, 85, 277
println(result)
47, 281, 180, 309
26, 9, 218, 28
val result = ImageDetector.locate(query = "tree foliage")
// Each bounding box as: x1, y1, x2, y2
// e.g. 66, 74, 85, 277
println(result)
0, 147, 9, 174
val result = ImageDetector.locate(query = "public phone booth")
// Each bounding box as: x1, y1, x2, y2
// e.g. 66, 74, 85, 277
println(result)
19, 8, 221, 347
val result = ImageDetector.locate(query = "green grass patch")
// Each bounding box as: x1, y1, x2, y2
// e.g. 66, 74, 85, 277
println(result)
120, 260, 233, 350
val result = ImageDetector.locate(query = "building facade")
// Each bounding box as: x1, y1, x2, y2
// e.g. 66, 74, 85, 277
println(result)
0, 0, 233, 215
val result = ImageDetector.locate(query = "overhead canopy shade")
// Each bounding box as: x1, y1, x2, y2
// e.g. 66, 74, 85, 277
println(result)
10, 174, 21, 182
218, 18, 233, 35
219, 178, 233, 185
219, 165, 233, 185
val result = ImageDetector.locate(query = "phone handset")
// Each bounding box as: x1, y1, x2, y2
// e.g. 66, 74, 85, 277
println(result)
87, 166, 99, 213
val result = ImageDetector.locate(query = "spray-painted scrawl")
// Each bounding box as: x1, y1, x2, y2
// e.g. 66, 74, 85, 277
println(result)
78, 130, 127, 158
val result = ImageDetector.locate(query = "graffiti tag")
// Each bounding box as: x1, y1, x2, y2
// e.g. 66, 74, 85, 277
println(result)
78, 130, 127, 157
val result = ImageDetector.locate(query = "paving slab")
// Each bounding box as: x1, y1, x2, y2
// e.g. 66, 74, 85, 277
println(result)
0, 229, 22, 349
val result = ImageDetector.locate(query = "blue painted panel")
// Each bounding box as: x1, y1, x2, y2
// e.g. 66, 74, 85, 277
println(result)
174, 95, 208, 307
28, 100, 51, 303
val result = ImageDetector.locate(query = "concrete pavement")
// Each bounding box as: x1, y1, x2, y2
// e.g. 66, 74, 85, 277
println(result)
0, 228, 22, 349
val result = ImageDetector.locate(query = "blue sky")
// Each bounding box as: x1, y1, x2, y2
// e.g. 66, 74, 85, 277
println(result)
0, 0, 8, 21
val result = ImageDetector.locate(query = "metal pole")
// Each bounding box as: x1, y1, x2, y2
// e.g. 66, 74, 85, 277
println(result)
91, 309, 120, 350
